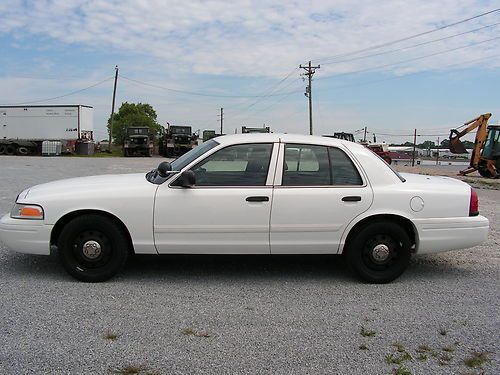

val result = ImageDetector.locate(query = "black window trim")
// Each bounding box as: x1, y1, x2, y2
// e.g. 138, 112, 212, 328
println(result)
279, 143, 366, 188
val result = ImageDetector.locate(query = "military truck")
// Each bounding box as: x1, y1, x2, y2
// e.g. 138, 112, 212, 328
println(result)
159, 124, 197, 157
123, 127, 153, 157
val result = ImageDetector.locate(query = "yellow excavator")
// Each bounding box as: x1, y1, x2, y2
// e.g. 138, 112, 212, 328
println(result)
449, 113, 500, 178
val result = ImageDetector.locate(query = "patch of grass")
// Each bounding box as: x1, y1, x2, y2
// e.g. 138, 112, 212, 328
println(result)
393, 342, 405, 352
385, 352, 412, 365
439, 328, 447, 336
416, 344, 432, 353
104, 331, 120, 341
392, 365, 412, 375
442, 346, 455, 353
438, 353, 453, 366
111, 365, 146, 375
360, 326, 376, 337
417, 354, 427, 361
463, 351, 491, 369
181, 328, 211, 338
359, 344, 369, 350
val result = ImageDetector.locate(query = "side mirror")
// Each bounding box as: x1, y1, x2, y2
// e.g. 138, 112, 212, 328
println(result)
178, 170, 196, 188
157, 161, 172, 177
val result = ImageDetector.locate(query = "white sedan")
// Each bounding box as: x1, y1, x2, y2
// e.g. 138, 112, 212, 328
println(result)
0, 134, 489, 283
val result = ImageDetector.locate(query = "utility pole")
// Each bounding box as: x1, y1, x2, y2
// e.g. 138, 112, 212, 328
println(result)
412, 128, 417, 167
108, 65, 118, 153
436, 137, 440, 165
220, 107, 224, 135
299, 61, 320, 135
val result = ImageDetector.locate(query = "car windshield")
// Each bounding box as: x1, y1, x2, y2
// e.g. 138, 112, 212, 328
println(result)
170, 139, 219, 170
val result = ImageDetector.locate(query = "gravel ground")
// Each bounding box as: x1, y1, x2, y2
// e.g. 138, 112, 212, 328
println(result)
0, 156, 498, 375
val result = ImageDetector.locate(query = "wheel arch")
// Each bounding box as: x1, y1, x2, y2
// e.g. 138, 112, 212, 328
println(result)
341, 214, 418, 254
50, 209, 135, 254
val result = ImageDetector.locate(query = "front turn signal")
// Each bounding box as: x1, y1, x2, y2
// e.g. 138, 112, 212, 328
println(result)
10, 204, 44, 220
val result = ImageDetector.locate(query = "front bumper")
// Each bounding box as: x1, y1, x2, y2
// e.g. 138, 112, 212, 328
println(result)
414, 215, 489, 254
0, 213, 52, 255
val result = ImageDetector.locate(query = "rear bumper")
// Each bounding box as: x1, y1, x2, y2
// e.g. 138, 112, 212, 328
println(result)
0, 214, 52, 255
414, 215, 489, 254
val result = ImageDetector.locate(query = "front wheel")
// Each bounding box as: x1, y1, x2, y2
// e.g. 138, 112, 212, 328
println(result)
346, 222, 411, 283
57, 214, 129, 282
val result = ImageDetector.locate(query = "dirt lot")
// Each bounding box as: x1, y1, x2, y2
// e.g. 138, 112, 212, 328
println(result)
0, 156, 498, 375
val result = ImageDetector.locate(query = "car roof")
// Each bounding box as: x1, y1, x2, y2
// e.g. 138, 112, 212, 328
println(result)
215, 132, 359, 149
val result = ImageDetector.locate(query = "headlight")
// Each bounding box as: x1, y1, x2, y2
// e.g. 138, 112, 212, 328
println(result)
10, 204, 44, 220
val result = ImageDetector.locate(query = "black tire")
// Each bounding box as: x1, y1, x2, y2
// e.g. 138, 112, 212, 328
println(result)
478, 166, 493, 178
16, 146, 29, 156
346, 221, 411, 284
57, 214, 129, 282
5, 145, 15, 155
0, 145, 5, 155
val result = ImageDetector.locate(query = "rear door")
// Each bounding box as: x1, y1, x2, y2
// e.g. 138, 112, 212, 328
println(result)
270, 143, 373, 254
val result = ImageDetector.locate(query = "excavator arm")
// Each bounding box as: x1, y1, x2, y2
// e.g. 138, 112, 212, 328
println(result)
449, 113, 498, 177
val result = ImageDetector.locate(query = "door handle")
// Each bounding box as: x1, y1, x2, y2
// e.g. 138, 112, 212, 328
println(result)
342, 196, 361, 202
246, 196, 269, 202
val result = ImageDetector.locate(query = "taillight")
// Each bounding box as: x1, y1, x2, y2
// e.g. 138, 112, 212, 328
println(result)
469, 187, 479, 216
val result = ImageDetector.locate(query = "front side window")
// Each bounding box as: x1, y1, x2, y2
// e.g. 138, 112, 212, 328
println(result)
282, 144, 363, 186
190, 143, 273, 186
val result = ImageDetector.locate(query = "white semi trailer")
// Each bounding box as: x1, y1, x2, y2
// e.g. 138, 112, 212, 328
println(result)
0, 105, 93, 155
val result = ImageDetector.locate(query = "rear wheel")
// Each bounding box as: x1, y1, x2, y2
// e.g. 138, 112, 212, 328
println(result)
16, 146, 29, 155
57, 214, 129, 282
346, 222, 411, 283
0, 145, 5, 155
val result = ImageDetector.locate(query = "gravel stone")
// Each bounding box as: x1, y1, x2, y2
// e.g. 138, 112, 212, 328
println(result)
0, 155, 498, 375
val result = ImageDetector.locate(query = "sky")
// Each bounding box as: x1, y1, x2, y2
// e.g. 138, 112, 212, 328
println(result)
0, 0, 499, 144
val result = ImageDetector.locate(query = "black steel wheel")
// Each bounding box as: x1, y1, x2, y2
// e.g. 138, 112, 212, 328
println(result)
346, 222, 411, 283
57, 214, 129, 282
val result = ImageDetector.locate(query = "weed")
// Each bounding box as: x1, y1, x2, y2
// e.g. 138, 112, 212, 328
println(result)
442, 346, 455, 353
463, 351, 491, 368
359, 344, 369, 350
391, 365, 412, 375
181, 328, 211, 338
104, 331, 120, 341
385, 352, 412, 365
439, 328, 447, 336
360, 326, 376, 337
393, 342, 405, 352
416, 344, 431, 353
111, 365, 146, 375
417, 354, 427, 361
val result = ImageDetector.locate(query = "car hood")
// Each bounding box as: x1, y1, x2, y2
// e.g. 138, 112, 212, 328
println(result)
19, 173, 150, 201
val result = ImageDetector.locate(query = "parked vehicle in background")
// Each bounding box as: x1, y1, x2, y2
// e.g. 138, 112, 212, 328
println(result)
0, 105, 93, 155
242, 126, 271, 133
0, 134, 489, 283
449, 113, 500, 178
365, 143, 393, 164
123, 127, 153, 157
159, 124, 197, 157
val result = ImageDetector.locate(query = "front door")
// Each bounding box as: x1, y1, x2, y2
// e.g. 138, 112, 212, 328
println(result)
270, 143, 373, 254
154, 142, 277, 254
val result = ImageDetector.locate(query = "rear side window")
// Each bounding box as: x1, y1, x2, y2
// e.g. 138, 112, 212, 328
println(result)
329, 147, 363, 185
282, 144, 363, 186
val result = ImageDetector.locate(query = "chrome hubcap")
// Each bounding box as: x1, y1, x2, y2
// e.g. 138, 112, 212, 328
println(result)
372, 244, 390, 262
82, 240, 101, 259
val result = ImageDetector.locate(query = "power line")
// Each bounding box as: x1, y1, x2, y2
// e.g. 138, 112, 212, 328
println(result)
321, 22, 500, 65
120, 75, 301, 98
0, 76, 114, 105
318, 36, 500, 81
314, 7, 500, 62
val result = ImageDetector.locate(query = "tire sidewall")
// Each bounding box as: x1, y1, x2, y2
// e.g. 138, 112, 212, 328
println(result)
58, 215, 128, 282
346, 222, 411, 284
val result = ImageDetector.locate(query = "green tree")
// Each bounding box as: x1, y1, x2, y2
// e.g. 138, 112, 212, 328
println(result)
107, 102, 162, 145
418, 140, 435, 149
